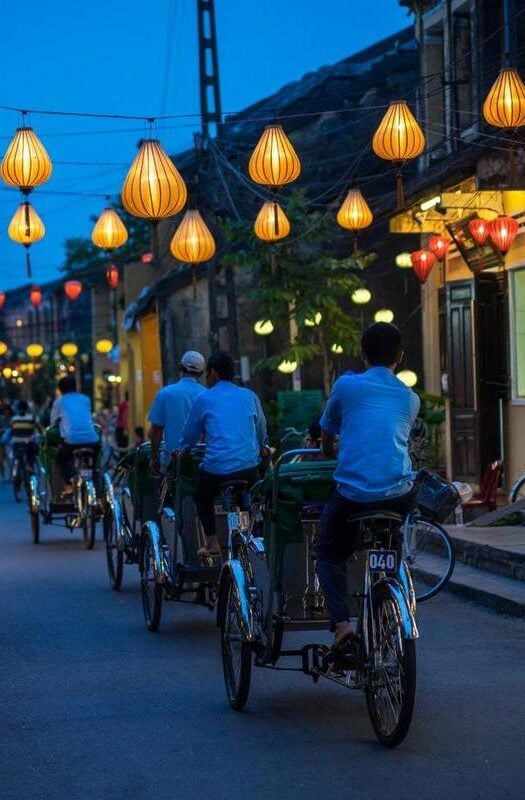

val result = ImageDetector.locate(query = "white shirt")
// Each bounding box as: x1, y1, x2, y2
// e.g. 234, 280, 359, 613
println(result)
50, 393, 98, 444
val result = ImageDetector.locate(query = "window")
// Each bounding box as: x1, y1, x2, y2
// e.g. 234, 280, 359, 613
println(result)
512, 269, 525, 398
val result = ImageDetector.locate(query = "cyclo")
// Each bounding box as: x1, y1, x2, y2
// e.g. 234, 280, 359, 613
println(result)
28, 424, 102, 548
138, 444, 227, 631
217, 448, 459, 748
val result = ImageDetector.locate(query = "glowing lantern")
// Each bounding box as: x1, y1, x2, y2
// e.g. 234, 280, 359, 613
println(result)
8, 202, 45, 277
351, 288, 372, 304
483, 67, 525, 129
121, 139, 187, 221
106, 264, 119, 290
26, 343, 43, 359
254, 201, 290, 242
248, 125, 301, 187
0, 292, 5, 309
374, 309, 394, 323
277, 359, 297, 374
396, 252, 413, 268
488, 215, 519, 254
0, 126, 52, 193
61, 342, 78, 358
372, 101, 425, 207
2, 367, 12, 378
468, 218, 490, 246
170, 210, 216, 263
141, 252, 154, 263
30, 286, 42, 307
64, 280, 82, 301
304, 312, 322, 327
91, 207, 128, 251
96, 338, 113, 354
254, 320, 274, 335
331, 344, 344, 355
410, 250, 436, 283
336, 189, 373, 230
0, 342, 8, 356
428, 234, 451, 262
397, 370, 418, 388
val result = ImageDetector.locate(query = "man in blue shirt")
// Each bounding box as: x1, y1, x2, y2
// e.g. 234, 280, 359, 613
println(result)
148, 350, 205, 474
315, 323, 420, 649
180, 351, 267, 557
50, 375, 100, 492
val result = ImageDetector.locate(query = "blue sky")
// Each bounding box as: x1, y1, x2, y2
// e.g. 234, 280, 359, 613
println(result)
0, 1, 410, 290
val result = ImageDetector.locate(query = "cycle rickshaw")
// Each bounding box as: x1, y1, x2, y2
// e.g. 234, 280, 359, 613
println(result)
28, 424, 102, 548
217, 449, 459, 748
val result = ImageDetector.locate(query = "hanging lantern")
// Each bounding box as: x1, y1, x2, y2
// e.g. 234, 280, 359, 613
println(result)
8, 202, 45, 278
331, 344, 344, 355
91, 207, 128, 250
64, 280, 82, 302
468, 218, 490, 246
121, 139, 187, 221
26, 343, 43, 359
61, 342, 78, 358
483, 67, 525, 129
336, 189, 373, 231
95, 338, 113, 354
372, 101, 425, 208
254, 201, 290, 242
0, 127, 52, 193
428, 234, 451, 262
395, 252, 413, 268
253, 320, 274, 335
397, 370, 418, 388
411, 249, 436, 283
141, 252, 154, 263
374, 309, 394, 323
248, 125, 301, 187
0, 292, 5, 309
106, 264, 119, 290
488, 215, 519, 254
351, 288, 372, 305
0, 342, 8, 356
277, 359, 297, 374
2, 366, 12, 378
30, 286, 42, 307
170, 210, 216, 263
304, 312, 322, 327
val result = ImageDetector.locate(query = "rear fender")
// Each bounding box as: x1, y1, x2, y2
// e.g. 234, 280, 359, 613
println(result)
103, 473, 126, 549
398, 560, 416, 616
29, 475, 39, 514
141, 521, 166, 584
84, 479, 97, 509
216, 561, 255, 642
384, 578, 419, 640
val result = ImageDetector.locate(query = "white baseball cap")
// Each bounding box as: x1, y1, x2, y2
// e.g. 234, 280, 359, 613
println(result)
180, 350, 205, 374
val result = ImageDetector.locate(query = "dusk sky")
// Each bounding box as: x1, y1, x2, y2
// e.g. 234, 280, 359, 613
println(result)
0, 1, 410, 290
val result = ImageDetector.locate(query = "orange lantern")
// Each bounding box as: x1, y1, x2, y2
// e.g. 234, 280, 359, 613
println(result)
483, 67, 525, 129
488, 215, 519, 254
468, 218, 490, 246
141, 252, 154, 263
91, 207, 128, 251
106, 264, 119, 290
428, 234, 451, 262
64, 280, 82, 302
336, 189, 373, 231
170, 210, 216, 264
372, 101, 425, 208
248, 125, 301, 188
30, 286, 42, 307
411, 250, 436, 283
254, 201, 291, 242
0, 126, 52, 193
0, 292, 5, 310
121, 139, 187, 221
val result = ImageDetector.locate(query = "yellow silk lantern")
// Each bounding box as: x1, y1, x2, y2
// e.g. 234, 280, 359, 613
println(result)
26, 343, 44, 359
0, 127, 52, 193
351, 288, 372, 305
170, 210, 216, 263
254, 201, 291, 242
483, 67, 525, 128
374, 309, 394, 323
277, 359, 297, 374
336, 189, 373, 231
248, 125, 301, 187
397, 369, 418, 388
95, 338, 113, 354
0, 341, 8, 356
121, 139, 187, 221
254, 320, 274, 335
91, 207, 129, 250
331, 344, 344, 355
60, 342, 78, 358
8, 202, 45, 246
372, 101, 425, 207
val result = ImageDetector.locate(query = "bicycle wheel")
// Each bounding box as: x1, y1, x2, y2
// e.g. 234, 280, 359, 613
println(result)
406, 516, 455, 602
220, 577, 252, 710
13, 462, 21, 503
31, 510, 40, 544
104, 509, 123, 590
365, 581, 416, 748
509, 475, 525, 504
140, 534, 163, 631
81, 485, 97, 550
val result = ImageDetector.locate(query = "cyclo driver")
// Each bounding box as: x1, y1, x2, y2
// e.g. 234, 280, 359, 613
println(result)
315, 323, 420, 650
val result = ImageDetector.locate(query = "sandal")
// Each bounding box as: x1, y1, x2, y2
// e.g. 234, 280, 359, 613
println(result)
197, 545, 221, 558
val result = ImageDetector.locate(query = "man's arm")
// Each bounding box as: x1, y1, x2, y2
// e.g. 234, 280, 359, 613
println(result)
147, 390, 165, 473
253, 394, 268, 449
50, 398, 60, 426
321, 429, 337, 459
319, 381, 342, 459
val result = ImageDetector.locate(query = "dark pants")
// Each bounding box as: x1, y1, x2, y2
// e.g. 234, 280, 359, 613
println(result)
315, 486, 415, 626
115, 427, 129, 450
55, 442, 100, 482
194, 466, 260, 538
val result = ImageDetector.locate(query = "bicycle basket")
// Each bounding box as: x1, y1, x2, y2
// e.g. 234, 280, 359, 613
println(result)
415, 470, 461, 522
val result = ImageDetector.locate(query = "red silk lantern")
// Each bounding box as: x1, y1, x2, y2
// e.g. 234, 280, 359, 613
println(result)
106, 264, 119, 289
30, 286, 42, 307
488, 215, 519, 255
411, 249, 436, 283
141, 252, 154, 263
428, 234, 451, 262
64, 280, 82, 301
0, 292, 5, 310
468, 218, 490, 246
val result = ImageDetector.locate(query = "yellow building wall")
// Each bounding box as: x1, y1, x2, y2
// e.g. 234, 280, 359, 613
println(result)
138, 312, 162, 430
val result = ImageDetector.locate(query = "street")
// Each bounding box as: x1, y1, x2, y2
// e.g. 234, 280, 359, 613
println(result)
1, 482, 524, 800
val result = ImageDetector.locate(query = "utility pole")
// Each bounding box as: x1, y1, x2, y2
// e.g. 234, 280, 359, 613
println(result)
196, 0, 240, 362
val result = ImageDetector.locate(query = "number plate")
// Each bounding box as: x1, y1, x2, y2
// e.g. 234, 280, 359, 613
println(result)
368, 549, 397, 573
80, 469, 93, 480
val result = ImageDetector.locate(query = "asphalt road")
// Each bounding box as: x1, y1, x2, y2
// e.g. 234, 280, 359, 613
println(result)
1, 482, 524, 800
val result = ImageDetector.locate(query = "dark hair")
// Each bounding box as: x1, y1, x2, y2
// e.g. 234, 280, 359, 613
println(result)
361, 323, 402, 367
17, 400, 29, 415
206, 351, 235, 381
58, 375, 76, 394
308, 413, 322, 441
134, 426, 144, 437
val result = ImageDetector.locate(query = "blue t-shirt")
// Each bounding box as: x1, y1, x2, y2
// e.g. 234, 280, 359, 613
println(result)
320, 367, 420, 502
50, 393, 98, 444
180, 380, 267, 474
148, 377, 205, 467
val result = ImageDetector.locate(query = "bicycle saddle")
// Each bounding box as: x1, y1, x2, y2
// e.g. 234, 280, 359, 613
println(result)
219, 480, 251, 511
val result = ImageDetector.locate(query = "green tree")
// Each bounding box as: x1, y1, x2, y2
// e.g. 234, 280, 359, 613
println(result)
220, 192, 375, 396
